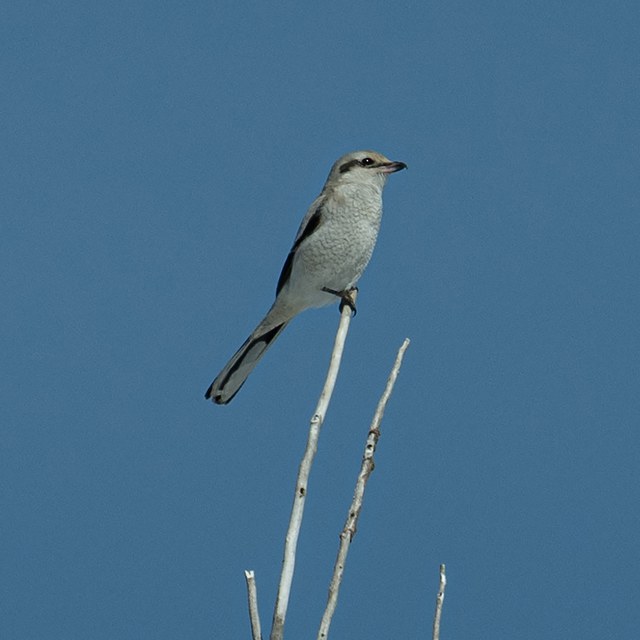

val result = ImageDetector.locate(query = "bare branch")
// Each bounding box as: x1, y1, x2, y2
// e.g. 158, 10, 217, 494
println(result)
270, 293, 357, 640
318, 338, 411, 639
244, 570, 262, 640
432, 564, 446, 640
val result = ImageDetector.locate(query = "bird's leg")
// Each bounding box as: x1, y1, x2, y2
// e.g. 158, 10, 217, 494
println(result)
322, 286, 358, 316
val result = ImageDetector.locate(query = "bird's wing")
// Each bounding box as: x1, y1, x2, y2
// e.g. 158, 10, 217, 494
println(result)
276, 196, 325, 295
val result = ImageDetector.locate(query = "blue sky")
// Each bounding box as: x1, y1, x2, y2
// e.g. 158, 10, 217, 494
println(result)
2, 2, 639, 638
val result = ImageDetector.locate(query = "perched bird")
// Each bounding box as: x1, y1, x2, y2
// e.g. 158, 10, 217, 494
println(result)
205, 150, 406, 404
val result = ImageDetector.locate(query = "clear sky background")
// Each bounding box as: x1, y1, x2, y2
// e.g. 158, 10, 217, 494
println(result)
3, 2, 639, 638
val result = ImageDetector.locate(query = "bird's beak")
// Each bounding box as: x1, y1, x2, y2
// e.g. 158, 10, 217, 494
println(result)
379, 161, 407, 174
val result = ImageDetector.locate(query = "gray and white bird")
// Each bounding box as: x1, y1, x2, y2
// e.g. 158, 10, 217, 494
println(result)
205, 150, 406, 404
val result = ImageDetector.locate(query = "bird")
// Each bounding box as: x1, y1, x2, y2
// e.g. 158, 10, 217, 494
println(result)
205, 150, 407, 404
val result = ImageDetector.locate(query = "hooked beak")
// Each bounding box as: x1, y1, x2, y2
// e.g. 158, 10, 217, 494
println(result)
379, 161, 407, 174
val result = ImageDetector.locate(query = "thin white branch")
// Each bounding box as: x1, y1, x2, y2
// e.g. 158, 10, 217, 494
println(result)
318, 338, 411, 639
244, 570, 262, 640
269, 293, 357, 640
432, 564, 446, 640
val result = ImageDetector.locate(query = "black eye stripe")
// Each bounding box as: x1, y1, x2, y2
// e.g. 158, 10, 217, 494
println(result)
339, 159, 360, 173
338, 156, 378, 173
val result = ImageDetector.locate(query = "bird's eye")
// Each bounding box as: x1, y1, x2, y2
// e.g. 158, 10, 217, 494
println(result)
360, 157, 375, 166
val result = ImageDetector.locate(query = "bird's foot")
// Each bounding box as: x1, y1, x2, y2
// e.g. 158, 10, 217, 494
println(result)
322, 286, 358, 316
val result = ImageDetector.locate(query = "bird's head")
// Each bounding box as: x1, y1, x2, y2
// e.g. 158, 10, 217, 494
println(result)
326, 150, 407, 189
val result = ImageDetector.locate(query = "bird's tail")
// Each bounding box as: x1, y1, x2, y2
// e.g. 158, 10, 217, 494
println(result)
205, 319, 289, 404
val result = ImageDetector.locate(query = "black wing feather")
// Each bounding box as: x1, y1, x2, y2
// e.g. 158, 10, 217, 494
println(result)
276, 205, 323, 295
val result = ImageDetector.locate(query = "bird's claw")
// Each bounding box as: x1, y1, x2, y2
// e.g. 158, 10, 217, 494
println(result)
323, 286, 358, 316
